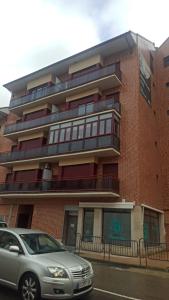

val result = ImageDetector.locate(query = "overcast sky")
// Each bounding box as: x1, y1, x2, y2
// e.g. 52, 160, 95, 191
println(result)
0, 0, 169, 107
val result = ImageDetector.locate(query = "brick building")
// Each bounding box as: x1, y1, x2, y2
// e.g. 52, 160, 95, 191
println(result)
0, 31, 168, 245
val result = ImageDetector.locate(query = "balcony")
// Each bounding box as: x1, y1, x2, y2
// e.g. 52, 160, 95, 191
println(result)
4, 98, 121, 136
9, 64, 121, 109
0, 176, 119, 197
0, 134, 120, 165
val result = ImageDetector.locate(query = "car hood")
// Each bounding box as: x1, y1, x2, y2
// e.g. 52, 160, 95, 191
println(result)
32, 251, 89, 269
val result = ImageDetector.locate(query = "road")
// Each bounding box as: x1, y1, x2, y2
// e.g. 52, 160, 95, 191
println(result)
1, 261, 169, 299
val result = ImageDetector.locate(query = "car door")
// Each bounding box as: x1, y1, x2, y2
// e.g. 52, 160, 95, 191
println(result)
0, 231, 23, 286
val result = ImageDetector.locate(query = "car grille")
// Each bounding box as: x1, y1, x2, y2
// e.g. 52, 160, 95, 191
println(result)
71, 266, 90, 279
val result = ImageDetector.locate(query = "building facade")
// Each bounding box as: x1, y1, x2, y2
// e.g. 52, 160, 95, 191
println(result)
0, 31, 168, 245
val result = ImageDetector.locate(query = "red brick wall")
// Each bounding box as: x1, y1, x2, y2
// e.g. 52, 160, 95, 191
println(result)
0, 113, 17, 183
155, 38, 169, 240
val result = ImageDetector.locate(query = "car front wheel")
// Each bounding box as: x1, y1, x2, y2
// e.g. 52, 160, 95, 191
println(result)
19, 273, 41, 300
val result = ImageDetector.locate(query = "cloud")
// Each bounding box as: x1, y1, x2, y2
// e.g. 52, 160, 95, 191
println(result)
0, 0, 169, 107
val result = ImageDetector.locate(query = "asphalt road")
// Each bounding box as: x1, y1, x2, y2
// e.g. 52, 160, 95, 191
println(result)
1, 261, 169, 299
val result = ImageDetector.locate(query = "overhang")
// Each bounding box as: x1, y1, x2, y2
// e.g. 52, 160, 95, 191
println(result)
3, 31, 136, 93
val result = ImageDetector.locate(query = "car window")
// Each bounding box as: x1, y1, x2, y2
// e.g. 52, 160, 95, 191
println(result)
0, 231, 21, 251
20, 233, 66, 255
0, 222, 7, 228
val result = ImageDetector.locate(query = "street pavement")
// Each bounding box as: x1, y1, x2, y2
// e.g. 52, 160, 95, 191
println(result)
1, 261, 169, 299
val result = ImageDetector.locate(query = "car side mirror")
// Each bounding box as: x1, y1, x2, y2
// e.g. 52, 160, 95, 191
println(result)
9, 245, 20, 253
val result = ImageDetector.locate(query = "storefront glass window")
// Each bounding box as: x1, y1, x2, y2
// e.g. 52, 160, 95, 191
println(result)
103, 209, 131, 243
83, 209, 94, 241
144, 209, 160, 244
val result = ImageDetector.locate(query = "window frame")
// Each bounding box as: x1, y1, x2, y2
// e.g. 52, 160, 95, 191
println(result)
82, 208, 94, 242
102, 209, 131, 243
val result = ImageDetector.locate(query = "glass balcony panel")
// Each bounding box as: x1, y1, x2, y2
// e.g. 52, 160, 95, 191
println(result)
84, 137, 97, 150
98, 135, 112, 148
58, 142, 69, 154
47, 144, 58, 156
0, 177, 119, 194
0, 134, 120, 163
9, 64, 121, 109
70, 140, 83, 152
5, 98, 121, 135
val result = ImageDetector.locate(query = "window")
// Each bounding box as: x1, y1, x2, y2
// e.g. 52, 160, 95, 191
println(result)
78, 102, 94, 116
103, 163, 118, 178
114, 118, 120, 136
78, 125, 84, 139
59, 128, 65, 142
150, 52, 154, 73
105, 119, 112, 134
99, 118, 112, 135
83, 209, 94, 241
164, 55, 169, 67
86, 102, 94, 114
103, 209, 131, 243
72, 126, 78, 140
48, 112, 114, 144
54, 130, 59, 143
91, 122, 98, 136
65, 127, 71, 141
29, 83, 48, 100
144, 209, 160, 244
85, 123, 91, 138
0, 231, 21, 251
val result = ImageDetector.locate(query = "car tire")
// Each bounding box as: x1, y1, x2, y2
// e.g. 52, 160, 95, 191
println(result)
19, 273, 41, 300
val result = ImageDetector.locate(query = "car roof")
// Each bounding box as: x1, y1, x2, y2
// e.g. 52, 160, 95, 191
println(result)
0, 228, 44, 235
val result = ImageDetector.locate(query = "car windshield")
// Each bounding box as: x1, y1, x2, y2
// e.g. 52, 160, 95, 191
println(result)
19, 233, 66, 255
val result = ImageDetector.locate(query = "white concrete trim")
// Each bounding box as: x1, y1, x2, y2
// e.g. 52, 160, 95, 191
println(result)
79, 202, 134, 209
4, 108, 121, 139
4, 108, 121, 138
0, 147, 120, 166
141, 204, 164, 214
9, 74, 121, 112
0, 192, 120, 199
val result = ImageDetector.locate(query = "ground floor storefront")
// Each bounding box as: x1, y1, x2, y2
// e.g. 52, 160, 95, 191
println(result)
0, 198, 165, 246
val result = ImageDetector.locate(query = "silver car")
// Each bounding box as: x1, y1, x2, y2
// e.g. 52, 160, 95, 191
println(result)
0, 228, 94, 299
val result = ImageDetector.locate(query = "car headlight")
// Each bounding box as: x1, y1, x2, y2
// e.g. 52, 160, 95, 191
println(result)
48, 267, 68, 278
88, 262, 94, 274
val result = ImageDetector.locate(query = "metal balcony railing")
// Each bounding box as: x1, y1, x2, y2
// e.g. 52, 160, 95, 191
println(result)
0, 134, 120, 163
0, 176, 119, 194
5, 98, 121, 135
10, 64, 121, 108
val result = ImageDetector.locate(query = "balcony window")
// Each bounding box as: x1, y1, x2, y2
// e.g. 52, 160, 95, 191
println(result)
65, 127, 71, 141
24, 108, 49, 121
114, 119, 119, 136
59, 128, 65, 142
83, 209, 94, 242
54, 130, 59, 143
78, 102, 94, 116
103, 209, 131, 243
72, 126, 78, 140
48, 112, 119, 144
99, 118, 112, 135
78, 125, 85, 139
91, 122, 98, 136
164, 55, 169, 67
85, 123, 91, 138
144, 209, 160, 244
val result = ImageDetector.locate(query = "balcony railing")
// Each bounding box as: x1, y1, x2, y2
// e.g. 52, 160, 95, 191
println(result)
5, 98, 121, 135
0, 176, 119, 195
10, 64, 121, 108
0, 134, 120, 163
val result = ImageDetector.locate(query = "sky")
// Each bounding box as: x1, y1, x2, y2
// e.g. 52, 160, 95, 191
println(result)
0, 0, 169, 107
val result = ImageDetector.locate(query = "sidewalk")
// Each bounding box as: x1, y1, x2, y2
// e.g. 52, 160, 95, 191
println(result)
78, 250, 169, 272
